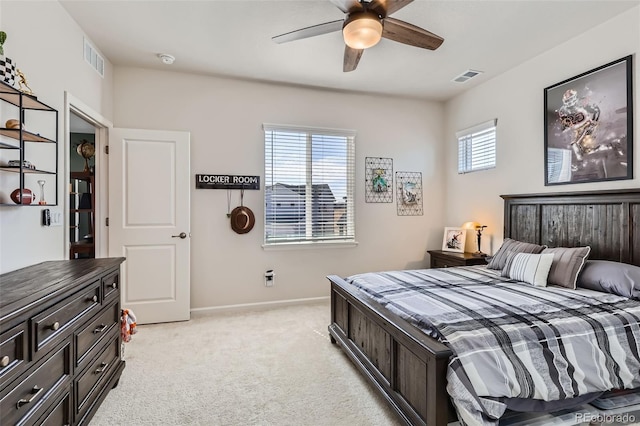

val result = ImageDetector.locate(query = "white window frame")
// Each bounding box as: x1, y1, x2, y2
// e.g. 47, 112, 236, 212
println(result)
457, 119, 497, 174
263, 123, 356, 248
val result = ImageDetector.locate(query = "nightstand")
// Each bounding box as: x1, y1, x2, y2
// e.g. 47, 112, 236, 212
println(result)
427, 250, 488, 268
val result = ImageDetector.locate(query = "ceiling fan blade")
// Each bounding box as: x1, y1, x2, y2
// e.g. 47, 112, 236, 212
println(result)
343, 45, 364, 72
330, 0, 365, 14
272, 19, 343, 44
367, 0, 413, 18
382, 17, 444, 50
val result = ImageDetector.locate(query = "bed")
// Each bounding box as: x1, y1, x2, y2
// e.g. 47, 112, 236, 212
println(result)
327, 189, 640, 426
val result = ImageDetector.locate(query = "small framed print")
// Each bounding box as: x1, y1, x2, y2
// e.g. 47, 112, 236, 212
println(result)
442, 227, 465, 253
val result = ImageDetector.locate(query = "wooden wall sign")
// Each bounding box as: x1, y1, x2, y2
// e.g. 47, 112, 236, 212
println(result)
195, 174, 260, 190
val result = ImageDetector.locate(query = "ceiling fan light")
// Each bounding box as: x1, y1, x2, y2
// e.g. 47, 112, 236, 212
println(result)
343, 13, 383, 50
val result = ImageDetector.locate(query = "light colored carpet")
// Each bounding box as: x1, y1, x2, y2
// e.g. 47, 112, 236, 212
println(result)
91, 300, 401, 426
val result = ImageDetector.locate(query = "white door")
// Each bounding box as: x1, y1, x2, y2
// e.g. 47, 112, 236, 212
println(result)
108, 128, 190, 324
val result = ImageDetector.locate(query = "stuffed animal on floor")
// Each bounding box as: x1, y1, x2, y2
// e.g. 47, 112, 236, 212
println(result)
121, 309, 138, 343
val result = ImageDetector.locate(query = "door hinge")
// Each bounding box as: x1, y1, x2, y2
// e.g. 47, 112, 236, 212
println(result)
104, 145, 109, 154
106, 217, 109, 227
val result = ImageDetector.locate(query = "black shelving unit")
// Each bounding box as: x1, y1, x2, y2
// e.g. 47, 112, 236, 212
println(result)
0, 80, 58, 206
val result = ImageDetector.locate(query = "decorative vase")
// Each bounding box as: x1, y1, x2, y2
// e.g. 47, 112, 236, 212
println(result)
37, 180, 46, 205
0, 55, 17, 87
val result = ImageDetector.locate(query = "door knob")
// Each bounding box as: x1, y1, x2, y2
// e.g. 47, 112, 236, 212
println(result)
172, 232, 187, 239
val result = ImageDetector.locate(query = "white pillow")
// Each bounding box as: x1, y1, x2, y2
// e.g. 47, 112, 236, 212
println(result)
502, 253, 555, 287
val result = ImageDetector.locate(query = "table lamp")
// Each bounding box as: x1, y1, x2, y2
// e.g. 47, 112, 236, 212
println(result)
461, 221, 488, 257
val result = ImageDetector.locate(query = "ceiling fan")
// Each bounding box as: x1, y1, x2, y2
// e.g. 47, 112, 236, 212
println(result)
272, 0, 444, 72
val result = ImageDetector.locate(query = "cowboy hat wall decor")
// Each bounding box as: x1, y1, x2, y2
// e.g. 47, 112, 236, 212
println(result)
230, 205, 255, 234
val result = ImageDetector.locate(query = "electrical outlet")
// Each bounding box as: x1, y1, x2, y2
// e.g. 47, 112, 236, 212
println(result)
265, 270, 275, 287
50, 210, 63, 227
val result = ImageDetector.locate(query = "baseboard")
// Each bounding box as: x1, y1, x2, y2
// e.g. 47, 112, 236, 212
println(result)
190, 296, 330, 316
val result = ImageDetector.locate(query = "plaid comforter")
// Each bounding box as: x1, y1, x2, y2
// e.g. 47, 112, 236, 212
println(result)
346, 266, 640, 426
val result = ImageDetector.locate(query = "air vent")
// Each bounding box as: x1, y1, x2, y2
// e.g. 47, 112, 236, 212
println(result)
84, 38, 104, 77
452, 69, 483, 83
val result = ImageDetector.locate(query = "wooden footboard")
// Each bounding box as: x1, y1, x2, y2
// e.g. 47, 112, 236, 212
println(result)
327, 275, 454, 426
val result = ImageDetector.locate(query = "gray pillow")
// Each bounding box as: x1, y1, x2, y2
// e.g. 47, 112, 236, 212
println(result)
577, 260, 640, 299
486, 238, 546, 270
542, 246, 591, 289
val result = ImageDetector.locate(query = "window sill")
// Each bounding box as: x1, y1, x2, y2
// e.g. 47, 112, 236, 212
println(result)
262, 241, 359, 251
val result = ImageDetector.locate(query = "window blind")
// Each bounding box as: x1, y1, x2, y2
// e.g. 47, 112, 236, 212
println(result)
263, 124, 356, 245
457, 119, 497, 174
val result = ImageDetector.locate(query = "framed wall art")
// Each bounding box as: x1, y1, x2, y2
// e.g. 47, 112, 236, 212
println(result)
442, 227, 465, 253
395, 171, 422, 216
365, 157, 393, 203
544, 55, 633, 185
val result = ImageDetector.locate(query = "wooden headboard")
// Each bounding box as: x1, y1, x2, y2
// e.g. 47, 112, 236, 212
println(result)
502, 189, 640, 266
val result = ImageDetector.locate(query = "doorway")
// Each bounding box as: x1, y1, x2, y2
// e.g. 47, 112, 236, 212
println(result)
69, 112, 96, 258
64, 92, 111, 260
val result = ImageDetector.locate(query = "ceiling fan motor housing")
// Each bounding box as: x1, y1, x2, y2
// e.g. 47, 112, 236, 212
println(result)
342, 11, 383, 49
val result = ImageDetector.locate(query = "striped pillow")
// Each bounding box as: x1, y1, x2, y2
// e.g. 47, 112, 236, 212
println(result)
542, 246, 591, 289
502, 252, 555, 287
487, 238, 547, 270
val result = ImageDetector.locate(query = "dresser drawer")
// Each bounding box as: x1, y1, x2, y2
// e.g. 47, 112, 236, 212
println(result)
0, 321, 28, 387
432, 257, 466, 268
0, 342, 71, 426
32, 282, 101, 358
75, 337, 119, 417
101, 271, 120, 303
34, 389, 72, 426
75, 303, 119, 368
428, 250, 487, 269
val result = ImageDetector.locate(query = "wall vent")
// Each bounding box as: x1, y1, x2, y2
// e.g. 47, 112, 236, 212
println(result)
84, 38, 105, 77
452, 69, 483, 83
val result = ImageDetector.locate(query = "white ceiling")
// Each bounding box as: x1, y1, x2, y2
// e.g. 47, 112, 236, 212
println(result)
70, 112, 96, 134
60, 0, 639, 101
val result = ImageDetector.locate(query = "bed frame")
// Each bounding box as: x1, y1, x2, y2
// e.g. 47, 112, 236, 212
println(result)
328, 189, 640, 426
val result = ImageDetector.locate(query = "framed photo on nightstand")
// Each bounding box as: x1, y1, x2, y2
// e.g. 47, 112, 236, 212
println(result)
442, 227, 465, 253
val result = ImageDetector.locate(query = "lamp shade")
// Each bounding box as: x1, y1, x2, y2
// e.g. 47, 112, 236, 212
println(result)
343, 13, 383, 49
461, 221, 487, 256
461, 221, 482, 230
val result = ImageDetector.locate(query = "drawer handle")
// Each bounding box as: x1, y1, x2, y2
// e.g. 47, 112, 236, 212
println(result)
93, 324, 108, 334
50, 321, 60, 331
94, 362, 109, 375
91, 295, 98, 303
111, 282, 117, 289
16, 386, 44, 409
0, 355, 9, 368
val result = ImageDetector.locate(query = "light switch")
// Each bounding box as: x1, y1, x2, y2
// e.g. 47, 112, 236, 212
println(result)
50, 210, 63, 227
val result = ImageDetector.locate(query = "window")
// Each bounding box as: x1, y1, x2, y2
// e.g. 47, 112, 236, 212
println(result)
457, 119, 497, 174
263, 124, 356, 246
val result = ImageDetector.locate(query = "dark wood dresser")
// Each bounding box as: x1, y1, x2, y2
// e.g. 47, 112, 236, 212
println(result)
427, 250, 487, 268
0, 257, 126, 426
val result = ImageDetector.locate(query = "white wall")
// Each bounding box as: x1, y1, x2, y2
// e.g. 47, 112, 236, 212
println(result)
443, 6, 640, 254
0, 1, 113, 272
4, 1, 635, 310
113, 68, 445, 309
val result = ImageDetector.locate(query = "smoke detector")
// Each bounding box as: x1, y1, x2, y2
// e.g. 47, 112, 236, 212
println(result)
157, 53, 175, 65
